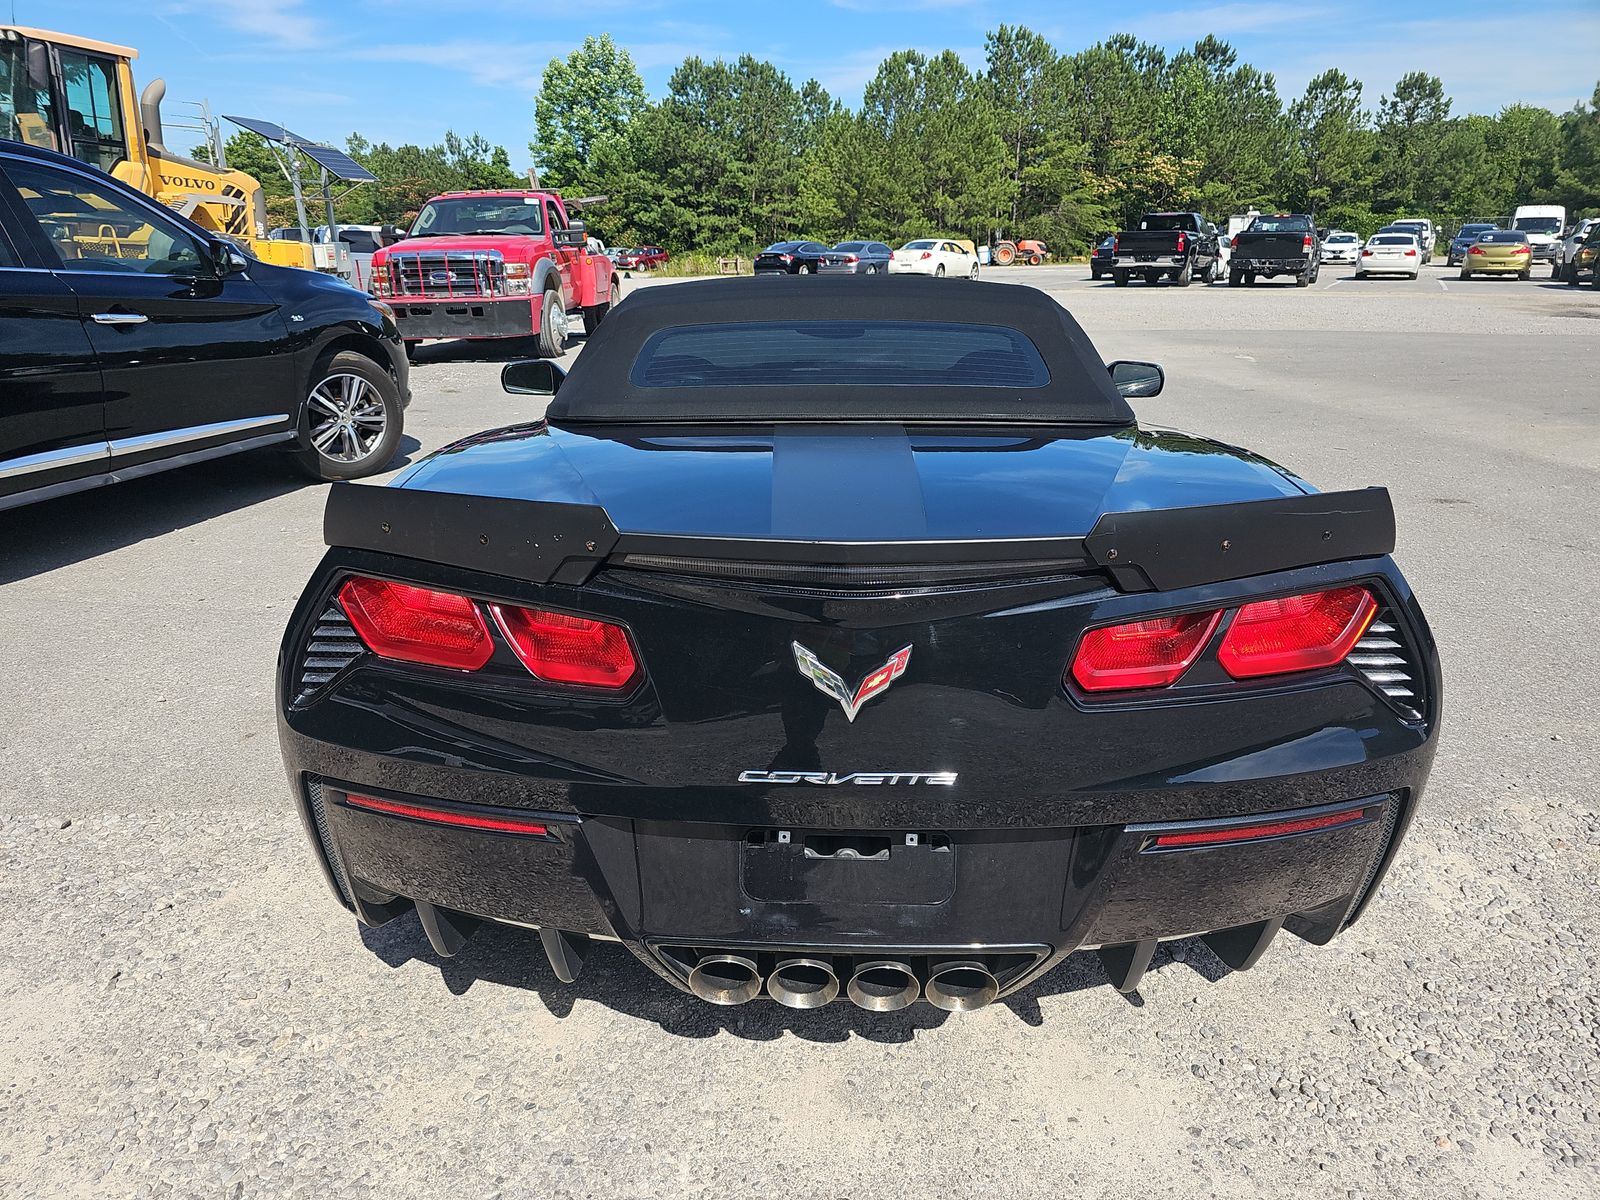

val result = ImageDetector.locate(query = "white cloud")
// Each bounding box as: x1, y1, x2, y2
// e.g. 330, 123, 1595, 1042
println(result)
164, 0, 324, 52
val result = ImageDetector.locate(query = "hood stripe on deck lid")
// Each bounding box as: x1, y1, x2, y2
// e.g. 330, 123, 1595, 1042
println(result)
770, 425, 928, 540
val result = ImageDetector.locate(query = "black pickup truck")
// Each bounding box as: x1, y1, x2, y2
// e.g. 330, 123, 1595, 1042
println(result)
1229, 214, 1320, 287
1109, 212, 1223, 287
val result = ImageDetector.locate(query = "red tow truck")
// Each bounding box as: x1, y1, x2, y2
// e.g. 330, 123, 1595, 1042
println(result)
369, 190, 621, 359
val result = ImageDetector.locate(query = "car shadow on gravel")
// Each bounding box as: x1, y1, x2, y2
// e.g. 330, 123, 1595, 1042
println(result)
0, 437, 423, 584
359, 912, 1233, 1040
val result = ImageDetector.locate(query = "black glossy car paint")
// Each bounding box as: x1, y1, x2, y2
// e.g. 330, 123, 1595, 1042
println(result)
278, 393, 1439, 1004
0, 138, 407, 511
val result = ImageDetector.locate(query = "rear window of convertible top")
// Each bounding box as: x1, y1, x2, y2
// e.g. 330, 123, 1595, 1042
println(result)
629, 321, 1051, 389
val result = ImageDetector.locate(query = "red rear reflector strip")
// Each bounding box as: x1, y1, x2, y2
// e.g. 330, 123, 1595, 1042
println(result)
338, 577, 493, 670
343, 793, 549, 836
1151, 806, 1369, 849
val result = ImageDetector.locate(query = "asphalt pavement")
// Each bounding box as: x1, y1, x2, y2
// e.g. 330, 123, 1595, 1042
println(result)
1, 262, 1596, 1199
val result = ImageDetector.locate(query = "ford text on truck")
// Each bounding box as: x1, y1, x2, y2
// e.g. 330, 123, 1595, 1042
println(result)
369, 190, 621, 359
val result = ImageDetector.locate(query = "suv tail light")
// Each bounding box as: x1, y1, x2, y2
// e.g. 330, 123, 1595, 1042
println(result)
1175, 232, 1186, 252
1303, 235, 1314, 248
490, 605, 638, 689
1217, 586, 1376, 679
338, 577, 494, 670
1071, 611, 1222, 692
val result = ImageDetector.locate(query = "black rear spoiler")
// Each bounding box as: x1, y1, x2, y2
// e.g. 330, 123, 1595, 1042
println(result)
324, 483, 1395, 593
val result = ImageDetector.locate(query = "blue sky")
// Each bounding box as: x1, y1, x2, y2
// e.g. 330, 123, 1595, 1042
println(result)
32, 0, 1600, 168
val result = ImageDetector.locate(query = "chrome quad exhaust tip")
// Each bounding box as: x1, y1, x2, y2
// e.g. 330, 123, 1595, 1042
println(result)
923, 959, 999, 1012
845, 960, 921, 1012
686, 953, 763, 1005
767, 957, 841, 1009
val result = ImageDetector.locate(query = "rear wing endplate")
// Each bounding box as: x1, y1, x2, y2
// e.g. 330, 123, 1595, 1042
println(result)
1083, 487, 1395, 592
324, 483, 617, 584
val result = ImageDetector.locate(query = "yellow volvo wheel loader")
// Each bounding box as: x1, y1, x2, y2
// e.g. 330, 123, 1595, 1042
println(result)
0, 25, 311, 269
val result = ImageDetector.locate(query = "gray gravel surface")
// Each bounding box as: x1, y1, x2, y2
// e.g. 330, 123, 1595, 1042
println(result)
2, 264, 1596, 1199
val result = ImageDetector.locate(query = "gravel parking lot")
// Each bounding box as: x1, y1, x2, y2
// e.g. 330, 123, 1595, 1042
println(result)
2, 263, 1596, 1199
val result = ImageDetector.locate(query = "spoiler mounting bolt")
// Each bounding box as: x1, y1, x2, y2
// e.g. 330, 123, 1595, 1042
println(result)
586, 540, 596, 551
479, 534, 488, 544
1221, 539, 1231, 551
380, 522, 391, 534
1106, 548, 1118, 560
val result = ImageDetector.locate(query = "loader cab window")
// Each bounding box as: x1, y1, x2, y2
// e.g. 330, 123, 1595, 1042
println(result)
0, 39, 59, 152
57, 51, 126, 173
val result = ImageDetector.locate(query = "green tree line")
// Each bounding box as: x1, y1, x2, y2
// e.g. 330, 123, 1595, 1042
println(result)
533, 29, 1600, 254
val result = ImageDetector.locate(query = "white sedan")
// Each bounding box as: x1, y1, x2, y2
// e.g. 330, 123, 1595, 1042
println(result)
1355, 233, 1422, 279
889, 238, 980, 279
1320, 231, 1361, 263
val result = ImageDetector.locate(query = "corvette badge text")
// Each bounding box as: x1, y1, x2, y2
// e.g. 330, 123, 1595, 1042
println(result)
738, 771, 958, 786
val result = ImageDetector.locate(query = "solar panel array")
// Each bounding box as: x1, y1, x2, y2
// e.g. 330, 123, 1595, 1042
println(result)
223, 116, 377, 183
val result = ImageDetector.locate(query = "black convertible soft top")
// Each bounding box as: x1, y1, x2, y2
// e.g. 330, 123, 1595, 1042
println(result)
545, 276, 1136, 427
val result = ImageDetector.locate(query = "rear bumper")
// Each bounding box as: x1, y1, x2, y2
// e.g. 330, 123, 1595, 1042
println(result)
1236, 257, 1309, 274
1462, 260, 1530, 273
287, 766, 1423, 1001
278, 550, 1438, 1004
390, 296, 537, 341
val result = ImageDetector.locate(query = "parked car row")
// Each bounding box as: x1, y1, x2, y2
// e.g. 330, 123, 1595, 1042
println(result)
609, 245, 668, 270
756, 238, 980, 279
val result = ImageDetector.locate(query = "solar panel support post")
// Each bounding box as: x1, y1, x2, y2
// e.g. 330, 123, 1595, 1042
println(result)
287, 148, 310, 244
320, 166, 339, 254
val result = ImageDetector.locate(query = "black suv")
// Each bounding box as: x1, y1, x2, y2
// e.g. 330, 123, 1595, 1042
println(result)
0, 139, 407, 514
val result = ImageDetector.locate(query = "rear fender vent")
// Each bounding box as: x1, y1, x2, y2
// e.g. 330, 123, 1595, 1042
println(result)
296, 600, 363, 702
1350, 608, 1422, 720
306, 776, 354, 906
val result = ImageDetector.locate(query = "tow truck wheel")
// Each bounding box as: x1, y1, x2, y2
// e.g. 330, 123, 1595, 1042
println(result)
536, 288, 567, 358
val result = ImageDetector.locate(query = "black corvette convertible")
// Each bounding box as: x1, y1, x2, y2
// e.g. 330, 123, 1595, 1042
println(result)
277, 277, 1439, 1012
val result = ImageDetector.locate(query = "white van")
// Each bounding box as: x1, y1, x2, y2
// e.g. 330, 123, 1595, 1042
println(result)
1511, 205, 1566, 264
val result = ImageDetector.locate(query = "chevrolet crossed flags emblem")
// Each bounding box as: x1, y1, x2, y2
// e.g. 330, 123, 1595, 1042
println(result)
791, 642, 912, 722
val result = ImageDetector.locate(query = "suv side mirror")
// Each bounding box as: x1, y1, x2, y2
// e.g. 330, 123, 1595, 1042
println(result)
502, 359, 566, 396
209, 238, 250, 276
1109, 360, 1164, 398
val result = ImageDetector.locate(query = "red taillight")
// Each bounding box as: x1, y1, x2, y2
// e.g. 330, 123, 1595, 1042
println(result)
1404, 248, 1417, 256
1070, 610, 1222, 692
344, 793, 550, 836
919, 251, 933, 259
1512, 245, 1530, 255
1150, 805, 1371, 849
844, 254, 858, 262
1217, 586, 1376, 679
1361, 249, 1373, 256
338, 577, 493, 670
1303, 234, 1313, 248
490, 605, 638, 689
1175, 232, 1186, 252
1468, 245, 1486, 254
1230, 235, 1238, 249
1113, 235, 1120, 254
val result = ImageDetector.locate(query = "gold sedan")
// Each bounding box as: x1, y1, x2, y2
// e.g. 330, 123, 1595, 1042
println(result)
1459, 231, 1534, 280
